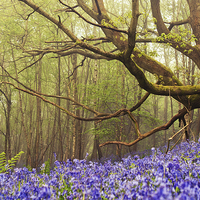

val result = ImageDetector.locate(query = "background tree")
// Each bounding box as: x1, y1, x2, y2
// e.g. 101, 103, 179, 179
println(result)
0, 0, 200, 167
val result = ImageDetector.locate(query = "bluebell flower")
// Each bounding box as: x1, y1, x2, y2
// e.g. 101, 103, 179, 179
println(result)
2, 141, 200, 199
38, 185, 52, 199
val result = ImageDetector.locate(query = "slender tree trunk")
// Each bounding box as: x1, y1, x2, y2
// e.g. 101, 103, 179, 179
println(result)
57, 56, 63, 161
115, 64, 120, 158
91, 60, 102, 160
163, 96, 168, 144
50, 110, 57, 163
1, 59, 12, 160
11, 47, 31, 166
34, 58, 42, 168
163, 47, 169, 144
196, 109, 200, 141
71, 54, 81, 159
136, 88, 142, 150
28, 92, 34, 166
91, 62, 98, 161
62, 56, 71, 160
153, 96, 158, 147
188, 61, 195, 138
64, 85, 70, 160
81, 58, 91, 159
132, 80, 138, 152
6, 97, 11, 160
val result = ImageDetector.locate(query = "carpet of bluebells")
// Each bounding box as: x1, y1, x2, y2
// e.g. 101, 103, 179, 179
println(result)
1, 141, 200, 199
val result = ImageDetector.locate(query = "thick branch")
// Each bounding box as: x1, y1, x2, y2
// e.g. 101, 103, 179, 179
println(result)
77, 0, 128, 51
20, 0, 183, 83
19, 0, 121, 60
150, 0, 200, 68
124, 57, 200, 97
125, 0, 140, 58
58, 49, 114, 60
94, 0, 101, 15
151, 0, 169, 35
187, 0, 200, 47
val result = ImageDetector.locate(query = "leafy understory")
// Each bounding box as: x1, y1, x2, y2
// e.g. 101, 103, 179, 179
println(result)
0, 151, 24, 173
1, 142, 200, 199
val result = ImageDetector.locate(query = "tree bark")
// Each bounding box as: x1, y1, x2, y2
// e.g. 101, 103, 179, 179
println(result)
11, 47, 32, 166
34, 58, 42, 168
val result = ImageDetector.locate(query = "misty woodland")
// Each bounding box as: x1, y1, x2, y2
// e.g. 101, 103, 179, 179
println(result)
1, 0, 200, 199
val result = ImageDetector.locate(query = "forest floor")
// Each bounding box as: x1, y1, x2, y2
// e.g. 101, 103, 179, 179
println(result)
0, 141, 200, 199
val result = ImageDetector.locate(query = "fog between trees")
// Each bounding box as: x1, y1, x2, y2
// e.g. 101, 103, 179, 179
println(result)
0, 0, 200, 168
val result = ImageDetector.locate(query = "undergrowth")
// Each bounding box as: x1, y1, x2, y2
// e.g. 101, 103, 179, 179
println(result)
0, 151, 24, 173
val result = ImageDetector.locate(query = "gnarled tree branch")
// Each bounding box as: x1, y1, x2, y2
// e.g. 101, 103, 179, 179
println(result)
99, 107, 187, 147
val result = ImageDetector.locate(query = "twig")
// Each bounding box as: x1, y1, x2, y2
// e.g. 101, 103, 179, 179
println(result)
165, 122, 191, 154
67, 56, 86, 78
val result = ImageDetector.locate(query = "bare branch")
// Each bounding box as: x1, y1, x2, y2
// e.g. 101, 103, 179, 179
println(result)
19, 0, 121, 60
77, 0, 128, 51
166, 122, 191, 154
1, 66, 100, 115
45, 37, 109, 43
1, 64, 152, 122
99, 108, 187, 147
129, 92, 150, 112
0, 88, 11, 104
127, 110, 141, 137
23, 45, 76, 56
18, 53, 44, 74
55, 5, 79, 12
135, 38, 164, 43
151, 0, 170, 35
166, 18, 190, 31
58, 0, 128, 34
1, 81, 149, 122
0, 130, 6, 137
67, 56, 86, 78
23, 48, 113, 61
